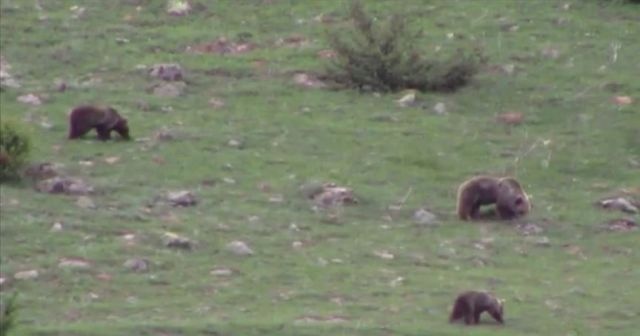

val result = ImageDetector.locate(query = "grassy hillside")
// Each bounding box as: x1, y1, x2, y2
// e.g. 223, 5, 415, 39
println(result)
1, 0, 638, 335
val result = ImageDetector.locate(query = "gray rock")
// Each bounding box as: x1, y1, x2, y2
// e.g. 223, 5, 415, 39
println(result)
17, 93, 43, 106
14, 269, 39, 280
152, 82, 186, 98
58, 258, 92, 269
225, 240, 254, 256
163, 232, 193, 250
413, 208, 438, 226
433, 102, 447, 115
123, 258, 150, 272
76, 196, 96, 209
149, 63, 184, 81
166, 190, 197, 207
36, 176, 93, 195
598, 197, 638, 214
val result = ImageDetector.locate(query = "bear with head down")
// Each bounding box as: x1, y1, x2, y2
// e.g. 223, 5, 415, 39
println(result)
67, 105, 130, 141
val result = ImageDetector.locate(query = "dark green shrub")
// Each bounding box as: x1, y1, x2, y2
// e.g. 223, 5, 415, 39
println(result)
0, 120, 31, 183
325, 1, 486, 93
0, 293, 18, 336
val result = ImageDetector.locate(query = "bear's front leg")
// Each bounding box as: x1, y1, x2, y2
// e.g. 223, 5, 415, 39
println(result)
96, 126, 112, 141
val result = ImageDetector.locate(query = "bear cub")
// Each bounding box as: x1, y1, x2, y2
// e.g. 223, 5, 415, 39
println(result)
449, 291, 504, 325
456, 176, 530, 220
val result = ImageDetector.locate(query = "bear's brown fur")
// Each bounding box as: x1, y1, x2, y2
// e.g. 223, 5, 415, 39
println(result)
68, 105, 130, 141
456, 176, 530, 220
449, 291, 504, 325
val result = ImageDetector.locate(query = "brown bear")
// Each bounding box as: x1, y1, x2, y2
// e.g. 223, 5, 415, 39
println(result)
456, 176, 530, 220
68, 105, 130, 141
449, 291, 504, 325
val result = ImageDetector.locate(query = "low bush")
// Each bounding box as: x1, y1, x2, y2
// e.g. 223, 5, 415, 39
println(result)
325, 1, 486, 93
0, 292, 18, 336
0, 120, 31, 183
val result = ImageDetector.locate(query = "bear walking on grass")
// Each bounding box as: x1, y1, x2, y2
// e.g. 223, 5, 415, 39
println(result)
68, 105, 130, 141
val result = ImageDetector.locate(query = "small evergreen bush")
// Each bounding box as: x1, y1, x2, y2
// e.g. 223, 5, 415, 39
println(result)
326, 1, 486, 93
0, 293, 18, 336
0, 120, 31, 183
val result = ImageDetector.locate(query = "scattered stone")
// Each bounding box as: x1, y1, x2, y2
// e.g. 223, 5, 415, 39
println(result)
317, 49, 337, 59
275, 34, 310, 48
396, 90, 417, 107
373, 250, 395, 260
149, 63, 184, 81
313, 12, 339, 24
545, 299, 560, 311
389, 276, 405, 287
78, 160, 94, 167
163, 232, 193, 250
53, 78, 68, 92
527, 236, 551, 247
227, 138, 244, 149
0, 275, 8, 290
499, 22, 519, 32
0, 56, 20, 88
612, 96, 633, 106
151, 82, 186, 97
75, 196, 96, 209
123, 258, 150, 272
268, 194, 284, 203
552, 17, 569, 26
432, 102, 447, 115
58, 258, 92, 269
208, 97, 225, 109
605, 218, 637, 232
167, 0, 191, 16
166, 190, 197, 207
23, 162, 60, 181
14, 269, 39, 280
120, 233, 137, 245
292, 241, 304, 249
292, 72, 326, 89
153, 127, 177, 141
225, 240, 254, 256
306, 182, 357, 207
517, 222, 544, 236
597, 197, 638, 214
186, 37, 256, 55
36, 176, 94, 195
51, 222, 64, 232
103, 156, 120, 165
69, 5, 86, 19
500, 64, 516, 75
541, 46, 560, 59
223, 177, 236, 184
294, 315, 349, 325
17, 93, 43, 106
564, 244, 586, 259
299, 181, 326, 199
497, 111, 525, 125
39, 117, 53, 130
210, 268, 234, 276
413, 208, 438, 226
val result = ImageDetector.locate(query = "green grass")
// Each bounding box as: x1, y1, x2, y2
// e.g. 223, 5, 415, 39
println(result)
1, 0, 639, 335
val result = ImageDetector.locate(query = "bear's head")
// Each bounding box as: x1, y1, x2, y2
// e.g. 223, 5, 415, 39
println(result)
114, 117, 130, 140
